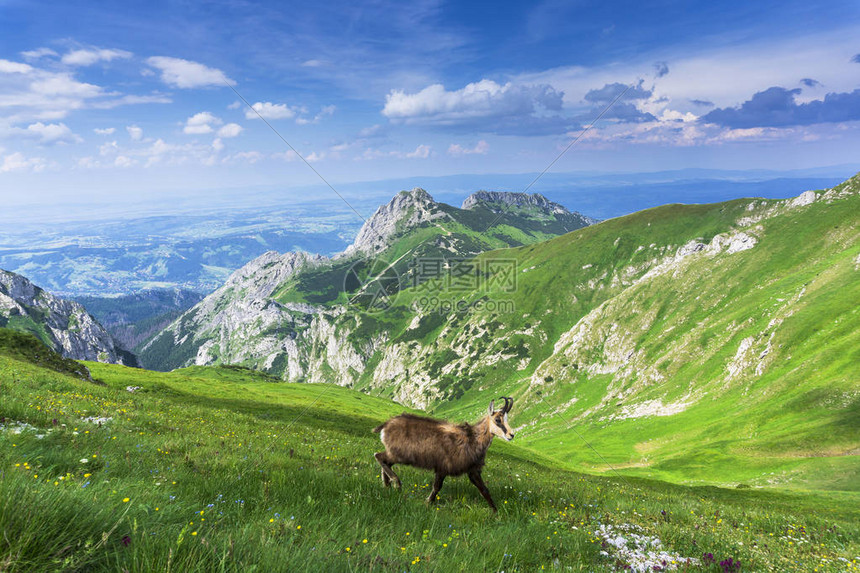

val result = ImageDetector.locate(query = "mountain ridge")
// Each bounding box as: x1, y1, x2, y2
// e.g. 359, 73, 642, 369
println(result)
140, 187, 596, 374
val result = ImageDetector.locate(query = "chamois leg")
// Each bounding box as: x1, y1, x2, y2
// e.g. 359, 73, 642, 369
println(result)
374, 452, 401, 488
426, 472, 445, 504
468, 469, 497, 513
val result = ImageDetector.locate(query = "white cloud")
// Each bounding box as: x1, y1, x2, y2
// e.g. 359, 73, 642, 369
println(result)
26, 122, 81, 144
183, 111, 221, 134
99, 140, 119, 156
272, 150, 299, 162
224, 150, 264, 164
406, 144, 431, 159
91, 94, 173, 109
302, 59, 324, 67
114, 155, 135, 168
383, 79, 563, 123
360, 144, 432, 160
245, 101, 296, 120
212, 138, 224, 152
0, 59, 33, 74
29, 74, 102, 98
305, 151, 324, 162
94, 127, 115, 135
447, 140, 489, 156
217, 123, 242, 138
146, 56, 234, 88
227, 101, 241, 110
295, 105, 336, 125
358, 124, 383, 137
0, 151, 46, 173
62, 48, 132, 67
126, 125, 143, 141
20, 48, 58, 60
77, 156, 99, 168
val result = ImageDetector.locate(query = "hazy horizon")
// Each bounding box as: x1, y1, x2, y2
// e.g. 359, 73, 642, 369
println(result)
2, 0, 859, 220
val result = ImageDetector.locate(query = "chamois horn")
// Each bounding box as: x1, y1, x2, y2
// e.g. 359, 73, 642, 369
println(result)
500, 396, 513, 414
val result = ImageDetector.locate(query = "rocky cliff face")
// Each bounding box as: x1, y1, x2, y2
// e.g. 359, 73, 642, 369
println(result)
0, 269, 132, 365
139, 250, 325, 370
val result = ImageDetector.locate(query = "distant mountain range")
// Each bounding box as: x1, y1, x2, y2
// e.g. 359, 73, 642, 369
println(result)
0, 170, 848, 297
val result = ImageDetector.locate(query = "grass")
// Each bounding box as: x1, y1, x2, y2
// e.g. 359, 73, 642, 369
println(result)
2, 340, 859, 572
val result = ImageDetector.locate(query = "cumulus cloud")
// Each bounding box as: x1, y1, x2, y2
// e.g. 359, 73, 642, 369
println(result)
146, 56, 234, 88
382, 79, 567, 135
114, 155, 135, 168
217, 123, 242, 138
581, 81, 657, 123
448, 140, 489, 156
1, 151, 46, 173
245, 101, 296, 120
61, 48, 132, 67
183, 111, 221, 134
406, 144, 431, 159
93, 127, 115, 135
702, 86, 860, 128
26, 122, 81, 144
0, 59, 33, 74
126, 125, 143, 141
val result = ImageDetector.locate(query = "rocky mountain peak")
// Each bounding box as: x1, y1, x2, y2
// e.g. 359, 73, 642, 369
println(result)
224, 250, 324, 299
0, 268, 132, 365
343, 187, 447, 256
461, 190, 570, 215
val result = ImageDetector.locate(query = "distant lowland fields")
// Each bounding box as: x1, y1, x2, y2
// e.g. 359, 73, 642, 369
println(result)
0, 169, 851, 297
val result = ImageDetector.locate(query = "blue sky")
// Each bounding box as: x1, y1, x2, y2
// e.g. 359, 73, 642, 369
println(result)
1, 0, 859, 209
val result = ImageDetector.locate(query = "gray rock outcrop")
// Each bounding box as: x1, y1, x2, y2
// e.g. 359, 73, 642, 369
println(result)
0, 269, 130, 364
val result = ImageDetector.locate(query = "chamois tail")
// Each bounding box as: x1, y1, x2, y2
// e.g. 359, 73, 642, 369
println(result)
372, 423, 385, 433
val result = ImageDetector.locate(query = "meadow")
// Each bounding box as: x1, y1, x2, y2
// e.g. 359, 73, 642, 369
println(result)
1, 337, 858, 572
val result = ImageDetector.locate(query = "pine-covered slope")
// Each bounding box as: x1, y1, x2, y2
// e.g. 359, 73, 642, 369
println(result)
0, 269, 135, 366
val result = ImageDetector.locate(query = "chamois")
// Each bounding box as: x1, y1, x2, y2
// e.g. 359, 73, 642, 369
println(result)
372, 397, 514, 512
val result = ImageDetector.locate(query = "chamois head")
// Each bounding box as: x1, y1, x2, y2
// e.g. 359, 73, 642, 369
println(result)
487, 396, 515, 441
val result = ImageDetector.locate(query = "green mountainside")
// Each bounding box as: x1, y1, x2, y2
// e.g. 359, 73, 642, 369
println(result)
141, 175, 859, 492
1, 332, 857, 571
139, 189, 594, 372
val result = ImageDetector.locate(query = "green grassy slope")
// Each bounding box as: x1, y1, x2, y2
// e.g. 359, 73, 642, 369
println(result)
1, 337, 858, 571
372, 177, 860, 491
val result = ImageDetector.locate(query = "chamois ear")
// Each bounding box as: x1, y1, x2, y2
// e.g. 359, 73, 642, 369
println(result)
488, 400, 495, 415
